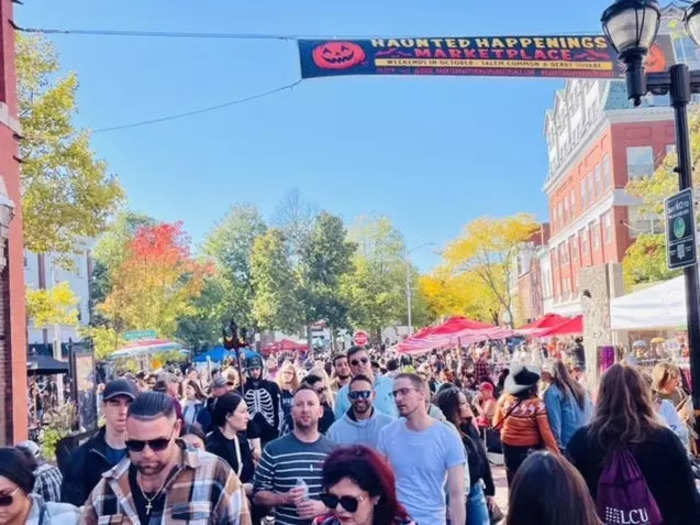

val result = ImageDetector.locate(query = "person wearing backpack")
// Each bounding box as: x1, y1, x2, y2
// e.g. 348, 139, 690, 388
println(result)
567, 364, 699, 525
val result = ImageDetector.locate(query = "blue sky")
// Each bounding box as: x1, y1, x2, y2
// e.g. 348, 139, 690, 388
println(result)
17, 0, 615, 271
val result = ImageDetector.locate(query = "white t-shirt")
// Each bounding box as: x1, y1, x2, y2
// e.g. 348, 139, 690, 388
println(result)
378, 419, 466, 525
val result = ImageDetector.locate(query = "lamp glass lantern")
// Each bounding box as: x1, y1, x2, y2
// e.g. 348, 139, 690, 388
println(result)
685, 1, 700, 46
601, 0, 661, 58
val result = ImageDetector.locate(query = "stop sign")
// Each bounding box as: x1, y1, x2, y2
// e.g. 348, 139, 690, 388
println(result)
354, 331, 369, 346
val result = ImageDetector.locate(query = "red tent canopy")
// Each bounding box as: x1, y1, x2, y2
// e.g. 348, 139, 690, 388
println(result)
538, 315, 583, 337
518, 313, 569, 331
262, 339, 309, 354
428, 316, 493, 336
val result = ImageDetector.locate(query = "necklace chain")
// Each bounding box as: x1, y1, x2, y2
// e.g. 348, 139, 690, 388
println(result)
137, 473, 170, 515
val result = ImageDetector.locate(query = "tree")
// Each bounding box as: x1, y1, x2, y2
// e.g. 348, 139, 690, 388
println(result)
16, 34, 124, 262
90, 212, 157, 325
175, 274, 229, 351
341, 216, 408, 340
26, 281, 79, 328
439, 214, 540, 326
420, 269, 501, 324
250, 229, 300, 332
203, 205, 267, 329
272, 189, 318, 261
297, 212, 356, 342
98, 222, 212, 338
621, 119, 699, 287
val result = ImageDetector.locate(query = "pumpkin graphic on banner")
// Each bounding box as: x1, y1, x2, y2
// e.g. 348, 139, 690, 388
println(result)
312, 41, 366, 70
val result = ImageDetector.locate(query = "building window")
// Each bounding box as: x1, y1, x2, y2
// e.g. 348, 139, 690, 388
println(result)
603, 212, 613, 244
580, 228, 588, 262
602, 153, 612, 188
594, 163, 602, 196
666, 144, 675, 157
586, 175, 595, 204
591, 221, 600, 249
626, 146, 654, 179
581, 178, 588, 207
570, 236, 578, 265
563, 196, 569, 223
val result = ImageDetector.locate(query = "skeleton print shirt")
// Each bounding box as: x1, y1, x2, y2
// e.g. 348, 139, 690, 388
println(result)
243, 378, 282, 445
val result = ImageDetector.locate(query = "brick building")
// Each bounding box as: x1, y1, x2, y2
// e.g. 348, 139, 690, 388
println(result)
541, 6, 700, 318
0, 0, 28, 444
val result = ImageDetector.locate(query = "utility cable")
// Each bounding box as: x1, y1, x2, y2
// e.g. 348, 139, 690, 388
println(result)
92, 79, 302, 133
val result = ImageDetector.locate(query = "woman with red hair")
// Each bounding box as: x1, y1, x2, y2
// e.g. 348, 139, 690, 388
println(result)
313, 445, 416, 525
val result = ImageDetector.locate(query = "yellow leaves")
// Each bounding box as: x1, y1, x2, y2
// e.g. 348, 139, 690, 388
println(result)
79, 325, 124, 360
427, 214, 540, 325
26, 281, 79, 328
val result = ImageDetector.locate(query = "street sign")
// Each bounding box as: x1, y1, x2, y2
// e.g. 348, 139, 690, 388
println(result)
665, 188, 697, 270
354, 331, 369, 346
124, 329, 157, 341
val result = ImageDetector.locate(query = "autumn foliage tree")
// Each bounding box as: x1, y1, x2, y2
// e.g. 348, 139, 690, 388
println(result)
99, 222, 212, 339
426, 214, 539, 326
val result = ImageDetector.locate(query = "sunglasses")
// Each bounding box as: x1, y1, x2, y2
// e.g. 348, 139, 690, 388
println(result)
125, 429, 175, 453
320, 493, 365, 513
0, 487, 19, 507
348, 390, 371, 401
350, 357, 369, 366
391, 387, 419, 398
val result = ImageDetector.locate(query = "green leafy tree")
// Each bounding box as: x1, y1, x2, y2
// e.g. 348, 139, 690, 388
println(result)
203, 205, 267, 329
341, 216, 408, 341
250, 229, 300, 332
16, 34, 124, 263
297, 212, 356, 343
175, 274, 229, 351
621, 118, 700, 287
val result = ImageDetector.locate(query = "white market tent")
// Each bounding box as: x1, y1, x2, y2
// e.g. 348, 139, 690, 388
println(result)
610, 276, 686, 331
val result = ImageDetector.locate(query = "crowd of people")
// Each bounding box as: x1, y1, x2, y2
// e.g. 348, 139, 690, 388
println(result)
1, 341, 698, 524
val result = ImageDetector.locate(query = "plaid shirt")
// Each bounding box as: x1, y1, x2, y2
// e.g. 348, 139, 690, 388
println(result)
33, 463, 63, 503
80, 443, 251, 525
474, 357, 491, 384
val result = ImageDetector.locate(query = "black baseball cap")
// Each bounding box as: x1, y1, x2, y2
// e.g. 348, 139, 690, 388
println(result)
103, 378, 139, 402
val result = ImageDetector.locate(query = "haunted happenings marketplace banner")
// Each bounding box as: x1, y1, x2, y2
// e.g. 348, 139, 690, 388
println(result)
298, 35, 674, 80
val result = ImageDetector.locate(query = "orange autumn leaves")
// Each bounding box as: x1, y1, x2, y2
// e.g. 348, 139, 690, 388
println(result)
99, 222, 213, 337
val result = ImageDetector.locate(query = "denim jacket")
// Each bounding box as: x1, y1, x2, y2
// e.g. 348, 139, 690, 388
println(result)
543, 384, 593, 450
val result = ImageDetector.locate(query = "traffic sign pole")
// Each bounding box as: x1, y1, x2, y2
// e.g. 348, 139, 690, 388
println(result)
668, 65, 700, 425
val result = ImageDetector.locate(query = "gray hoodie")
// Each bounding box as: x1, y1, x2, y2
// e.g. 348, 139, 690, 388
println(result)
326, 407, 395, 449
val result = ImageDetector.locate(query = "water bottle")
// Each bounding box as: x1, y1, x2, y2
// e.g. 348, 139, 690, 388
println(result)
295, 477, 309, 501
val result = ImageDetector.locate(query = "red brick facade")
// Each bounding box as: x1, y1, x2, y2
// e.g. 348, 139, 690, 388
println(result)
0, 0, 28, 444
547, 117, 675, 307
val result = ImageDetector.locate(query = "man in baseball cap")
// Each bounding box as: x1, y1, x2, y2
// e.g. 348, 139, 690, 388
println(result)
61, 378, 138, 506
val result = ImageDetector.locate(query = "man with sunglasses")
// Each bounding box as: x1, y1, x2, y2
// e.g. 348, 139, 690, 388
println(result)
61, 378, 138, 506
377, 373, 466, 525
81, 391, 251, 525
326, 374, 394, 449
333, 346, 397, 420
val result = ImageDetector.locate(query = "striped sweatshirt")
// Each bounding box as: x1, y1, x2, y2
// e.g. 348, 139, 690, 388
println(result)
492, 394, 559, 452
253, 433, 337, 525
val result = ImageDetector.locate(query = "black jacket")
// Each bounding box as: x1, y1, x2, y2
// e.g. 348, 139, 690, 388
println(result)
60, 427, 123, 506
461, 421, 495, 496
205, 427, 255, 483
567, 425, 699, 525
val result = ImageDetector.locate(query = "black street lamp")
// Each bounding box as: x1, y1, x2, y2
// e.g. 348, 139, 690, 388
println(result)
602, 0, 700, 428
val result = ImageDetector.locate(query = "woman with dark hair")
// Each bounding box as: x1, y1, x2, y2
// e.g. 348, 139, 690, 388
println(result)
313, 445, 416, 525
181, 380, 206, 426
543, 360, 593, 451
205, 392, 255, 496
567, 364, 699, 525
0, 448, 79, 524
436, 388, 494, 525
506, 451, 601, 525
493, 364, 559, 485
